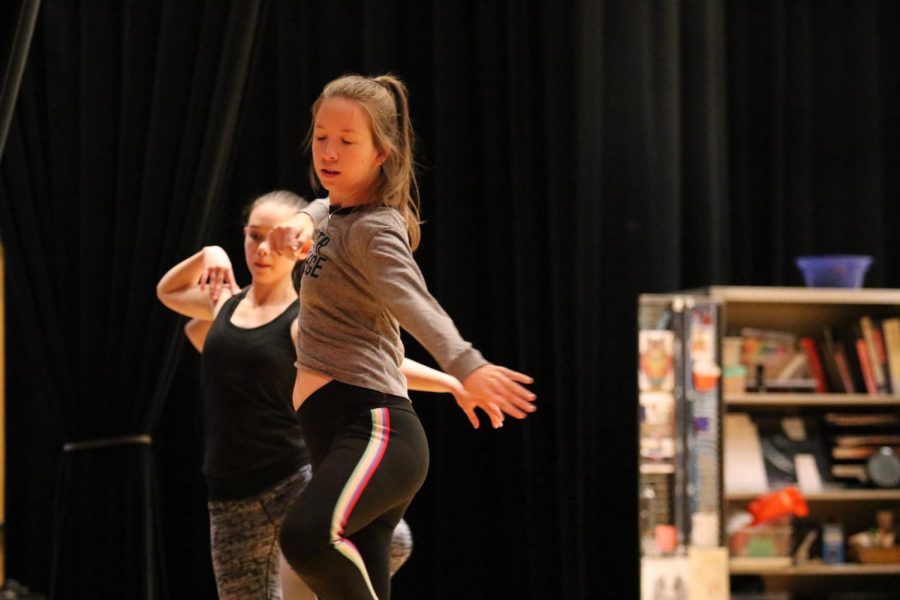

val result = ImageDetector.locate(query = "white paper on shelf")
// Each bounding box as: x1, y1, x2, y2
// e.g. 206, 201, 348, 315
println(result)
688, 547, 729, 600
641, 556, 690, 600
724, 413, 769, 494
795, 453, 824, 493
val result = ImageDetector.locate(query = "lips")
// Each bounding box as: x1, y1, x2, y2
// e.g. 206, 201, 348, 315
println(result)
319, 168, 340, 179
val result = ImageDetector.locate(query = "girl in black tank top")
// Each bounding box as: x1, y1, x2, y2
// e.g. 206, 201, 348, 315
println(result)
201, 289, 306, 500
157, 191, 473, 599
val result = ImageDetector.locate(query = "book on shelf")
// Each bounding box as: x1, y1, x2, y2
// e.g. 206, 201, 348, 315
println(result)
856, 337, 878, 394
740, 328, 797, 380
833, 320, 872, 393
832, 446, 900, 460
860, 316, 891, 394
800, 337, 829, 393
831, 340, 857, 393
833, 434, 900, 447
774, 353, 808, 381
882, 317, 900, 394
824, 412, 900, 427
831, 463, 869, 484
819, 327, 847, 393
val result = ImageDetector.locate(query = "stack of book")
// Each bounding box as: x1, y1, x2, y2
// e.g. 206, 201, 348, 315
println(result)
825, 412, 900, 486
800, 316, 900, 395
738, 316, 900, 395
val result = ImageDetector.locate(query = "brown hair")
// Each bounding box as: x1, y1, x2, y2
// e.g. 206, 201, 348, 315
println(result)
242, 189, 308, 224
308, 74, 422, 250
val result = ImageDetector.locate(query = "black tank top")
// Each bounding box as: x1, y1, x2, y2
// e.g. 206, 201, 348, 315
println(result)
201, 289, 309, 500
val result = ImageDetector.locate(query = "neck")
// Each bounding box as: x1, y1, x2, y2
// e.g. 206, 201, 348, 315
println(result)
248, 276, 296, 306
330, 176, 380, 208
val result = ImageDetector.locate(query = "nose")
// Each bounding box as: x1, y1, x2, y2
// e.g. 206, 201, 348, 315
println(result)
257, 239, 271, 256
322, 140, 338, 161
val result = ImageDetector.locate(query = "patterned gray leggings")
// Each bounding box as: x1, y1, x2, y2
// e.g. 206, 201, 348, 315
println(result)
208, 465, 413, 599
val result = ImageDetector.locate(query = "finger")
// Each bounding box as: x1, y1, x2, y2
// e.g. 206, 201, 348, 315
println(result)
268, 229, 285, 254
504, 394, 537, 415
476, 398, 504, 428
495, 398, 528, 419
212, 270, 224, 301
463, 406, 479, 429
198, 268, 209, 291
497, 366, 534, 384
489, 404, 504, 429
500, 378, 538, 404
484, 381, 529, 419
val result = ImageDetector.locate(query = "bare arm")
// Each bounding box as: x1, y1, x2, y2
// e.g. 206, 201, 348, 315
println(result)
401, 358, 489, 430
184, 318, 212, 352
156, 246, 239, 320
401, 358, 462, 393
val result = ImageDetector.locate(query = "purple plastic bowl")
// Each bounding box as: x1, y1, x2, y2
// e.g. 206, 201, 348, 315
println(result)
795, 255, 873, 288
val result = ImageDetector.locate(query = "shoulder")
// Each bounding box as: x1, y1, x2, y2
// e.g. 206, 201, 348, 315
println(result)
290, 316, 299, 347
347, 205, 404, 231
212, 287, 246, 319
346, 206, 406, 244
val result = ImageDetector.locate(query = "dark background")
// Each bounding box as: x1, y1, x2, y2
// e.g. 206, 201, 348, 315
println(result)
1, 1, 899, 598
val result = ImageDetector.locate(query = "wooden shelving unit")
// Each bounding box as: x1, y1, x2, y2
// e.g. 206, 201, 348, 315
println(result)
708, 286, 900, 594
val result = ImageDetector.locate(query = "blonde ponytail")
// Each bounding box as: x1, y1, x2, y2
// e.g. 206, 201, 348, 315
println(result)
308, 74, 422, 250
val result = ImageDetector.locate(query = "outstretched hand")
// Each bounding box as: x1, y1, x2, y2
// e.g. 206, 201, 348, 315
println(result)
446, 382, 486, 430
461, 364, 536, 429
268, 212, 316, 259
199, 246, 239, 303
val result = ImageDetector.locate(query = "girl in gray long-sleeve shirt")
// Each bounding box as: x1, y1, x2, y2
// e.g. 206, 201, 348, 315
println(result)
276, 74, 537, 600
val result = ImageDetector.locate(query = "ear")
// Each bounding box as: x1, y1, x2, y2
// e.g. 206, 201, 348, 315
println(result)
376, 148, 388, 165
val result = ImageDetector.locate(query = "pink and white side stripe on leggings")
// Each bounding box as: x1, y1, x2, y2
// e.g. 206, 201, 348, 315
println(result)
330, 407, 391, 598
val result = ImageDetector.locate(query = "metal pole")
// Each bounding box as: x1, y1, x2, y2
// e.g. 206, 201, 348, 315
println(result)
0, 0, 41, 164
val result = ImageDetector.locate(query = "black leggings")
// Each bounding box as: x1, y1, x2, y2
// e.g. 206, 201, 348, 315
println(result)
279, 381, 429, 600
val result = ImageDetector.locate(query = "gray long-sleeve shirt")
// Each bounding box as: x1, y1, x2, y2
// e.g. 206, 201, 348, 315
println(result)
295, 203, 486, 399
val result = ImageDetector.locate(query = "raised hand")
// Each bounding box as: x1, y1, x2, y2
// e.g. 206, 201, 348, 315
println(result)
462, 365, 536, 429
198, 246, 238, 303
268, 212, 316, 258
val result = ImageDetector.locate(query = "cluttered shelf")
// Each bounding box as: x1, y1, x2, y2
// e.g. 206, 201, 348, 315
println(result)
729, 560, 900, 576
725, 393, 900, 407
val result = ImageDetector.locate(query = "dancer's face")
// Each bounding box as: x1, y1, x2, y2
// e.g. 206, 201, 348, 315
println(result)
311, 97, 385, 206
244, 202, 306, 284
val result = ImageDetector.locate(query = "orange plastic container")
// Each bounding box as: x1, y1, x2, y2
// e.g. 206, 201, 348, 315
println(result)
747, 487, 809, 526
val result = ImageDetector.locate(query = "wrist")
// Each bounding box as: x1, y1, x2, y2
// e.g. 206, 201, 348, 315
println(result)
291, 212, 314, 227
447, 377, 465, 395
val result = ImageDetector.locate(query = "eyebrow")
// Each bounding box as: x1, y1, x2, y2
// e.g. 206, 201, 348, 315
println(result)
314, 123, 358, 133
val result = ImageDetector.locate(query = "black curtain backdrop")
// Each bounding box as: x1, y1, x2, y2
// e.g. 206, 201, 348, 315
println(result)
0, 1, 267, 597
2, 1, 900, 599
